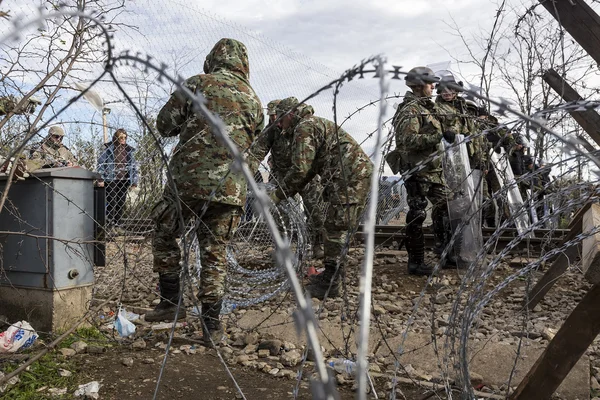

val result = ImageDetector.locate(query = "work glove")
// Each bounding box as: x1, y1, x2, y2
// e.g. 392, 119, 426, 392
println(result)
268, 191, 281, 206
443, 130, 456, 144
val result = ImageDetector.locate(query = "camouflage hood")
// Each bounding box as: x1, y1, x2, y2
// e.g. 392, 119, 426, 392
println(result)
203, 38, 250, 82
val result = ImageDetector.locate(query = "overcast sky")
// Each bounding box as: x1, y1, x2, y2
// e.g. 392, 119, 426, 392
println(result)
1, 0, 567, 167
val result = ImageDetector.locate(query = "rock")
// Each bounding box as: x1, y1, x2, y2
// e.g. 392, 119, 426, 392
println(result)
70, 341, 88, 354
372, 305, 386, 316
592, 376, 600, 391
280, 369, 296, 379
236, 355, 250, 364
533, 304, 542, 313
433, 293, 449, 305
282, 341, 296, 351
541, 327, 557, 341
268, 368, 280, 376
121, 357, 134, 367
258, 340, 282, 356
281, 350, 302, 367
179, 345, 196, 355
132, 338, 146, 350
59, 348, 76, 357
258, 349, 270, 358
58, 369, 72, 377
142, 358, 155, 364
244, 344, 257, 354
47, 387, 68, 396
382, 303, 402, 313
470, 372, 484, 386
244, 332, 259, 345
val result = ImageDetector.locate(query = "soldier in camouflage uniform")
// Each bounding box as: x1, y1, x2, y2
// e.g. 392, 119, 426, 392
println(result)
385, 66, 450, 276
28, 126, 77, 169
247, 99, 327, 259
434, 74, 488, 265
0, 96, 41, 179
271, 97, 373, 299
145, 39, 264, 346
0, 95, 40, 117
465, 103, 516, 227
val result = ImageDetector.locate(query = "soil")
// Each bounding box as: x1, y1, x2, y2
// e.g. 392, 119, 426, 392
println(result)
70, 346, 426, 399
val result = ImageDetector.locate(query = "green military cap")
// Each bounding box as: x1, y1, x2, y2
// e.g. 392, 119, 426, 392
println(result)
276, 97, 299, 117
267, 100, 281, 115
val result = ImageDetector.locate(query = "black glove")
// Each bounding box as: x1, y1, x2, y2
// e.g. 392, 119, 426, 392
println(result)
443, 130, 456, 144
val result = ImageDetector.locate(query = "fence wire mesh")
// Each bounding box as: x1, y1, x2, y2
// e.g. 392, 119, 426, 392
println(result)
0, 2, 600, 400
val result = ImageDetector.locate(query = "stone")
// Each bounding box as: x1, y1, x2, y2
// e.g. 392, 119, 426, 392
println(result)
236, 355, 250, 364
541, 327, 557, 341
244, 344, 258, 354
121, 357, 134, 367
59, 348, 76, 357
373, 305, 386, 316
470, 372, 484, 386
268, 368, 280, 376
142, 358, 155, 364
281, 350, 302, 367
258, 349, 270, 358
382, 303, 402, 313
58, 369, 72, 377
433, 293, 449, 305
132, 338, 146, 350
70, 341, 88, 354
258, 340, 282, 356
592, 376, 600, 391
244, 332, 259, 345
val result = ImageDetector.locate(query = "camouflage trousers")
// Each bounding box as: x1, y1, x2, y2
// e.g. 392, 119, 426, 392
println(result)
152, 194, 241, 304
405, 176, 449, 253
322, 177, 369, 272
300, 178, 326, 245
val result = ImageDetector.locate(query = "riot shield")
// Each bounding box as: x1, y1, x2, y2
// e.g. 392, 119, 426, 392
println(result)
489, 148, 533, 237
441, 135, 483, 267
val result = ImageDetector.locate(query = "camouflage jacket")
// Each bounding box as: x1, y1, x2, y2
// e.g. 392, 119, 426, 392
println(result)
28, 140, 76, 169
275, 105, 373, 204
157, 38, 264, 206
388, 91, 443, 183
435, 96, 488, 170
247, 105, 315, 182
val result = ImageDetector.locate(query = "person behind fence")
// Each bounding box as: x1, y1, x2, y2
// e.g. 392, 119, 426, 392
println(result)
270, 97, 373, 299
96, 128, 139, 228
28, 125, 77, 169
466, 103, 516, 227
385, 66, 448, 276
0, 95, 40, 117
0, 95, 42, 180
145, 38, 264, 346
434, 73, 487, 267
247, 98, 327, 259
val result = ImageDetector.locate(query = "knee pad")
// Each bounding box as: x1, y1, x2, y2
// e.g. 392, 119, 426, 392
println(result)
406, 208, 426, 228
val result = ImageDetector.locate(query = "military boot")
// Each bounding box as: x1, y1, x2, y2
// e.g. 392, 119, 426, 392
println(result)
407, 242, 434, 276
145, 273, 187, 322
201, 300, 224, 347
305, 262, 341, 300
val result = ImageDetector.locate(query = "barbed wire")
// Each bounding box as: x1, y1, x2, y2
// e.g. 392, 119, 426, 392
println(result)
1, 4, 600, 400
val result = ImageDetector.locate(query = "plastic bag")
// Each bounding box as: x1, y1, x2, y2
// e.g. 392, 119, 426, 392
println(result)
114, 309, 136, 337
0, 321, 38, 353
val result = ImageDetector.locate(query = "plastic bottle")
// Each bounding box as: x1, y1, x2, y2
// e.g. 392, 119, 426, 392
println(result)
328, 358, 357, 375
